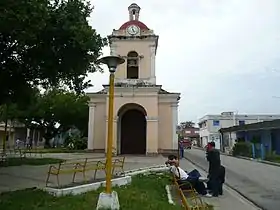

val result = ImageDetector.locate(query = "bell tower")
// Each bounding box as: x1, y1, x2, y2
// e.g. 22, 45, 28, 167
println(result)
108, 3, 159, 85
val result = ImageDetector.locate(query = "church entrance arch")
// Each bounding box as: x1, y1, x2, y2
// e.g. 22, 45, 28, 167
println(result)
117, 103, 147, 154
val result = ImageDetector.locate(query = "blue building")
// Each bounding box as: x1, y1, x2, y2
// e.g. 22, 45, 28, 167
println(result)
219, 119, 280, 155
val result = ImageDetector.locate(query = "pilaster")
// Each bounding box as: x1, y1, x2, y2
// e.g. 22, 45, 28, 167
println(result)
146, 116, 158, 154
105, 116, 119, 153
171, 103, 179, 150
110, 44, 118, 55
150, 45, 156, 84
87, 103, 96, 150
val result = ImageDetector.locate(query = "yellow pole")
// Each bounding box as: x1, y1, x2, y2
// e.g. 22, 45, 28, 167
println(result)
105, 72, 115, 194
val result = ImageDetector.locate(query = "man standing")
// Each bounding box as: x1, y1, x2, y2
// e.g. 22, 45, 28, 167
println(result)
179, 141, 184, 159
206, 141, 221, 197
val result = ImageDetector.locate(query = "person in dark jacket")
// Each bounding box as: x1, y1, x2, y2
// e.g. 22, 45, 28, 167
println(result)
206, 141, 221, 197
207, 165, 225, 195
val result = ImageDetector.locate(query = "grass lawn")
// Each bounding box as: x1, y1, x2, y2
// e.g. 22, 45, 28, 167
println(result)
0, 173, 183, 210
0, 157, 63, 167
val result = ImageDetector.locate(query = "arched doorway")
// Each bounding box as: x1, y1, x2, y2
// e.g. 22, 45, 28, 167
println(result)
118, 104, 147, 154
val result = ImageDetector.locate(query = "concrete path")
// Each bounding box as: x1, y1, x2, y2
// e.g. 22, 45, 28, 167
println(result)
185, 148, 280, 210
0, 154, 165, 192
179, 158, 260, 210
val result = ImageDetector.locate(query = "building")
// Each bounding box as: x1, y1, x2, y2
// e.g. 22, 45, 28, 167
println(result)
87, 3, 180, 155
0, 122, 43, 148
178, 127, 199, 140
220, 120, 280, 155
198, 112, 280, 150
178, 127, 200, 146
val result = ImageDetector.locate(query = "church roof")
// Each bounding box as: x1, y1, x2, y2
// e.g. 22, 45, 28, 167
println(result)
119, 20, 149, 30
158, 88, 170, 94
159, 88, 181, 101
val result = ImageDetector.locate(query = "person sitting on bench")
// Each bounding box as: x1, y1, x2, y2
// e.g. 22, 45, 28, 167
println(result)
165, 155, 212, 197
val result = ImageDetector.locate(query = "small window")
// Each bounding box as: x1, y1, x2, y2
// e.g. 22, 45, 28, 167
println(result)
239, 120, 245, 125
213, 120, 220, 126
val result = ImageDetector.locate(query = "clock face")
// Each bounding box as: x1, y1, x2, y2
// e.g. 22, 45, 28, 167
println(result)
127, 25, 140, 35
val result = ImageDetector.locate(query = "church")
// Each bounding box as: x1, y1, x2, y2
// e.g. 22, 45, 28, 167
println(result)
87, 3, 180, 155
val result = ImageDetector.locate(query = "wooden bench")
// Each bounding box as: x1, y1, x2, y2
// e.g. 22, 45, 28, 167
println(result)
111, 156, 125, 175
172, 173, 209, 210
73, 156, 125, 183
46, 156, 126, 187
78, 159, 106, 182
46, 159, 84, 187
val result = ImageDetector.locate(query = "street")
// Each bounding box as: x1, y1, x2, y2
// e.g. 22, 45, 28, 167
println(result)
184, 148, 280, 210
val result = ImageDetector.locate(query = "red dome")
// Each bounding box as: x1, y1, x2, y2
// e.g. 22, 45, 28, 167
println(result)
119, 20, 149, 30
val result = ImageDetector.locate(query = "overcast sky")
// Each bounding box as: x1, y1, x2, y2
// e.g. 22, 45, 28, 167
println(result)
86, 0, 280, 123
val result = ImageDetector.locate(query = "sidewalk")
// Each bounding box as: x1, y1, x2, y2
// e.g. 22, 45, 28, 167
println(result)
179, 158, 260, 210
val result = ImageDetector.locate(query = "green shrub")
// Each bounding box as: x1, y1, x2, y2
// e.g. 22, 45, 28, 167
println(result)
64, 134, 87, 150
232, 142, 252, 157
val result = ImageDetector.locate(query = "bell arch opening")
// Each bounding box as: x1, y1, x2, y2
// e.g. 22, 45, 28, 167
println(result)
127, 51, 139, 79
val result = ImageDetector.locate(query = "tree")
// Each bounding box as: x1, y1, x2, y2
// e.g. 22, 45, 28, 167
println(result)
179, 121, 196, 129
0, 0, 106, 105
0, 87, 40, 151
17, 89, 90, 147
